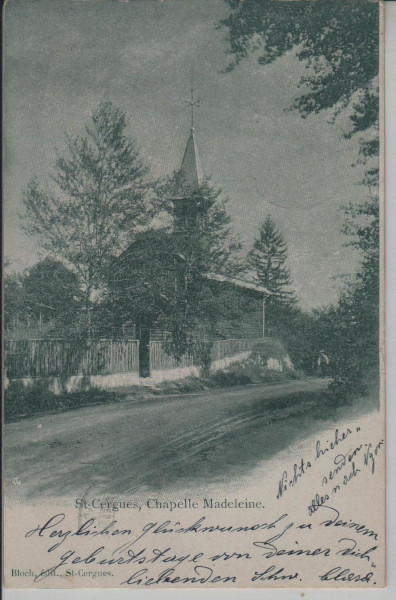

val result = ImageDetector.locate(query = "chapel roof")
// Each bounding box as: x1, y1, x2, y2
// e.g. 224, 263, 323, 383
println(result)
204, 273, 272, 296
179, 128, 204, 192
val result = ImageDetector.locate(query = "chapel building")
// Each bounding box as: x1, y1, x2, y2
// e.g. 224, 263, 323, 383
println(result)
108, 123, 270, 376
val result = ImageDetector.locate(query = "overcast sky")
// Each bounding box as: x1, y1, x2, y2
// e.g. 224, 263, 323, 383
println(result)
4, 0, 372, 310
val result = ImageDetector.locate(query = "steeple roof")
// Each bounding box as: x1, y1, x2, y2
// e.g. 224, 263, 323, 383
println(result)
179, 128, 203, 192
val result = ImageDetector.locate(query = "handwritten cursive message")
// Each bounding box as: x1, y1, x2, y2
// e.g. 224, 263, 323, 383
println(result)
5, 421, 385, 588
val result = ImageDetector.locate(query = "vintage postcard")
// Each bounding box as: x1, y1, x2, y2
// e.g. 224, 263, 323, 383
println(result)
3, 0, 385, 591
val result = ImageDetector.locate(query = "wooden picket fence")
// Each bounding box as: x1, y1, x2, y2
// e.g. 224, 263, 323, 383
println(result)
149, 341, 197, 371
4, 339, 140, 378
5, 336, 264, 379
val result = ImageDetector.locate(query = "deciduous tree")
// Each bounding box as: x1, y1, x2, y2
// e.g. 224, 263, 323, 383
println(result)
21, 101, 152, 336
220, 0, 380, 391
220, 0, 379, 131
4, 259, 81, 337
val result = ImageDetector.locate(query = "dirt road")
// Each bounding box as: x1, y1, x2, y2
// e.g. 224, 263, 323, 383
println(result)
5, 379, 335, 500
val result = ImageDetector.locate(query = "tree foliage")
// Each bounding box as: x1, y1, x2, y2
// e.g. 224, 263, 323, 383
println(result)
157, 179, 243, 357
4, 272, 24, 333
220, 0, 380, 188
221, 0, 380, 393
304, 193, 380, 393
21, 101, 151, 334
4, 259, 81, 337
106, 178, 243, 358
220, 0, 379, 130
249, 215, 296, 308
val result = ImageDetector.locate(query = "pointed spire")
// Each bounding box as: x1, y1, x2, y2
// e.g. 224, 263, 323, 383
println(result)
180, 68, 203, 191
180, 129, 203, 190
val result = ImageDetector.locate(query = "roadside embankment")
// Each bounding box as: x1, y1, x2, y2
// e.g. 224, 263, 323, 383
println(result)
5, 340, 299, 422
5, 343, 299, 423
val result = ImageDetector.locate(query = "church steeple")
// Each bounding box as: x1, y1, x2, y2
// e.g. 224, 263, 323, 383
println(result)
173, 72, 205, 231
179, 68, 203, 192
179, 128, 203, 191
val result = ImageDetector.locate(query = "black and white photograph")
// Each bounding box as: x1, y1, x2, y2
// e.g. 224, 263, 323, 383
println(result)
3, 0, 385, 590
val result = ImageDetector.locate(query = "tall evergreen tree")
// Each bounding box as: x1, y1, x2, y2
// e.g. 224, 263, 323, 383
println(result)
164, 180, 242, 358
249, 216, 296, 308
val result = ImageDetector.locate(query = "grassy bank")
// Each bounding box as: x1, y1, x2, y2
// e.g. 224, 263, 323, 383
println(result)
4, 382, 125, 423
